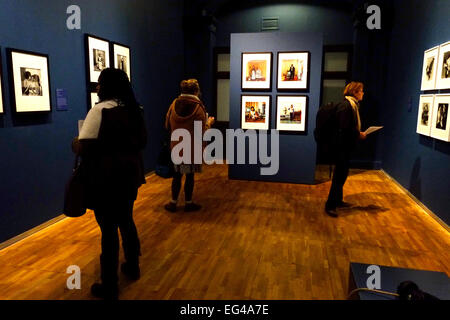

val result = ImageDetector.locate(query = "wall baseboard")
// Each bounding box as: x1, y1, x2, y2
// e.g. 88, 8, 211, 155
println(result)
0, 215, 67, 251
0, 170, 157, 251
380, 169, 450, 233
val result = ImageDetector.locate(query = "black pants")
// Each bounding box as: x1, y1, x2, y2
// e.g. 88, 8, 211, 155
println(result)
94, 198, 140, 287
171, 172, 194, 201
326, 150, 350, 209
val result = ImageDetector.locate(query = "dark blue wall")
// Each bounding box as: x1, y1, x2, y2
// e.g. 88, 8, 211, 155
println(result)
0, 0, 184, 243
381, 0, 450, 225
229, 32, 323, 184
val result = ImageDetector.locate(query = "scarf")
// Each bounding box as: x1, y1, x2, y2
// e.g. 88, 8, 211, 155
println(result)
345, 96, 361, 131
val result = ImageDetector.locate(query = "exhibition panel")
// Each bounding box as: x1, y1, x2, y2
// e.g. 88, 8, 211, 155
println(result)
229, 32, 323, 184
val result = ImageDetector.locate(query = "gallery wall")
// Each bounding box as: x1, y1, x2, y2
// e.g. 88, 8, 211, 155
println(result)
381, 0, 450, 225
183, 0, 384, 169
0, 0, 184, 243
228, 32, 323, 184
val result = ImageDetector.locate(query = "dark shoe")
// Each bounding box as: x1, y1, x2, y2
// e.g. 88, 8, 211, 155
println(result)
337, 201, 353, 208
121, 262, 140, 281
91, 283, 118, 300
325, 207, 338, 218
184, 202, 202, 212
164, 202, 177, 212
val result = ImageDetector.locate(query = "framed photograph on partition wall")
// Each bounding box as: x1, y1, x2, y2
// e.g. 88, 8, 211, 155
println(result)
430, 94, 450, 142
85, 34, 110, 86
276, 95, 308, 132
241, 52, 272, 90
436, 41, 450, 89
416, 95, 434, 136
0, 51, 4, 114
420, 46, 439, 91
112, 42, 131, 81
241, 95, 270, 130
7, 48, 51, 113
277, 51, 309, 90
89, 92, 99, 110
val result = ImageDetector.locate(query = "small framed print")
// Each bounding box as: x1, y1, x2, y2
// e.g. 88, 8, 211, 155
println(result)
420, 46, 439, 91
0, 50, 4, 114
89, 92, 99, 110
85, 34, 110, 85
7, 48, 52, 113
430, 94, 450, 142
112, 42, 131, 81
277, 51, 310, 90
241, 95, 270, 130
276, 95, 308, 132
416, 95, 434, 136
241, 52, 272, 90
436, 41, 450, 89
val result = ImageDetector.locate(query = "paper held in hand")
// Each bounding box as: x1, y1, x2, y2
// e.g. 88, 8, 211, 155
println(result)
364, 126, 383, 135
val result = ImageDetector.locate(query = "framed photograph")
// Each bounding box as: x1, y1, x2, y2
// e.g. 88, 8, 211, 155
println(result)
416, 95, 434, 136
90, 92, 99, 110
7, 48, 51, 113
112, 42, 131, 81
85, 34, 110, 85
430, 94, 450, 142
277, 51, 310, 90
276, 95, 308, 132
420, 46, 439, 91
436, 41, 450, 89
241, 52, 272, 90
241, 95, 270, 130
0, 50, 4, 114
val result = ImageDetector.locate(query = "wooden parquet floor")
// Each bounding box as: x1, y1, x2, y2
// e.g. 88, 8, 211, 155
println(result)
0, 164, 448, 300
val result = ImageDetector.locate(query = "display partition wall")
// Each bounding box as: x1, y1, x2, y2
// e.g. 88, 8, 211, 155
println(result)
229, 32, 323, 184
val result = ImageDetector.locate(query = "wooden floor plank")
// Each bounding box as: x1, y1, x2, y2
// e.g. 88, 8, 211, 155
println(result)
0, 164, 448, 300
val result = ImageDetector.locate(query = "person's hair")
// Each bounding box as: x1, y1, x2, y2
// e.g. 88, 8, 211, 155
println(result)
343, 81, 364, 98
180, 79, 200, 95
97, 68, 139, 109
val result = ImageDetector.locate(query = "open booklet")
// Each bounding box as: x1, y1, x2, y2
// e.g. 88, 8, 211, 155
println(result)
363, 126, 383, 135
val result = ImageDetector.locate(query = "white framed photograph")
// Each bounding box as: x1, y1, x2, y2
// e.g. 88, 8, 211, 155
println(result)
85, 34, 110, 83
430, 94, 450, 142
436, 41, 450, 89
416, 95, 434, 136
241, 52, 272, 90
276, 95, 307, 132
7, 48, 51, 113
112, 43, 131, 81
241, 95, 270, 130
90, 92, 98, 110
420, 46, 439, 91
277, 51, 309, 90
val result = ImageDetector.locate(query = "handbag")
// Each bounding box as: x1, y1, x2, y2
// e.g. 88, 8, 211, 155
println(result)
155, 129, 174, 178
63, 155, 87, 217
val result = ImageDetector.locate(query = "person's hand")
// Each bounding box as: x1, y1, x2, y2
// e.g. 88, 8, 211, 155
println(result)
207, 116, 215, 126
359, 131, 367, 140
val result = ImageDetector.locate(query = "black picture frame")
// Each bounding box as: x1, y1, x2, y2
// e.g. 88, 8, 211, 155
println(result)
111, 41, 131, 82
241, 52, 272, 91
275, 95, 309, 134
6, 48, 52, 113
85, 33, 110, 92
276, 51, 310, 92
240, 94, 271, 130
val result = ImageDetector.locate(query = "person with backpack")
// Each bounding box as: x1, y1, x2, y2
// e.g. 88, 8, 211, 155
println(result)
324, 81, 366, 217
